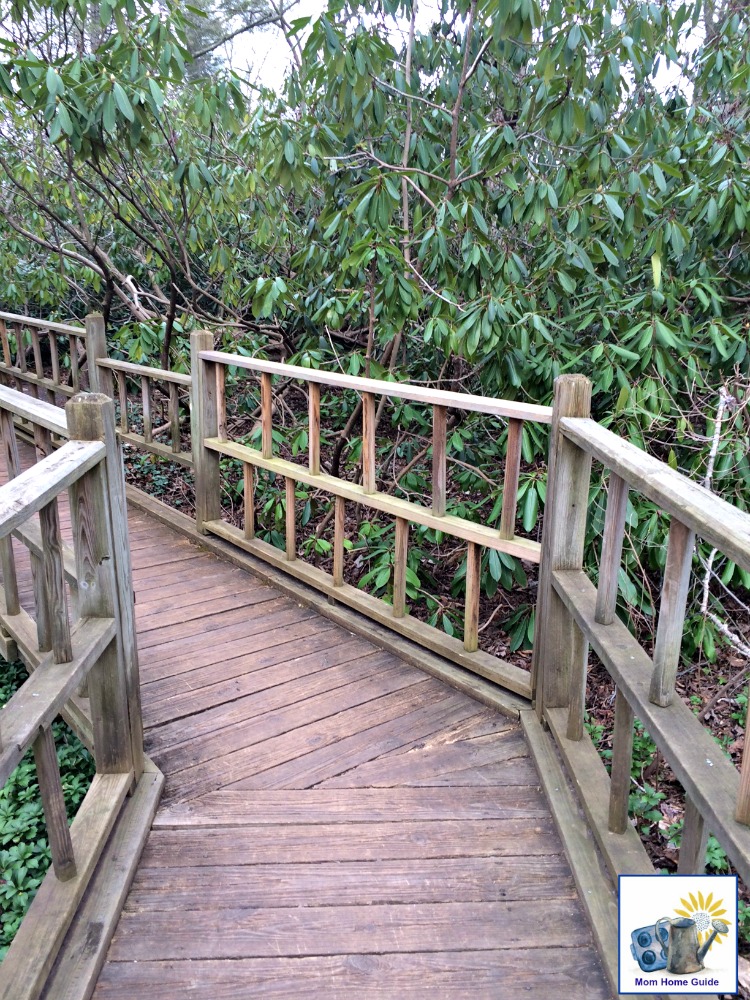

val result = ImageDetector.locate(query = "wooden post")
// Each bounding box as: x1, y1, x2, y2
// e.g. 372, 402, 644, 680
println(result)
84, 313, 111, 396
308, 383, 320, 475
500, 419, 523, 540
607, 689, 634, 833
191, 331, 221, 534
66, 393, 142, 779
531, 374, 592, 717
649, 518, 694, 707
432, 405, 447, 516
0, 319, 11, 368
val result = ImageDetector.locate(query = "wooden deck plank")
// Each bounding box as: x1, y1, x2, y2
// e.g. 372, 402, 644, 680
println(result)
0, 439, 611, 1000
124, 854, 574, 909
154, 786, 549, 825
140, 621, 345, 725
93, 950, 610, 1000
106, 898, 582, 961
160, 677, 439, 800
232, 694, 513, 791
146, 649, 407, 755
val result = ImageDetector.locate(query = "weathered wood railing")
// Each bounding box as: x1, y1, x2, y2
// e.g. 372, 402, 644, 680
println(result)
0, 388, 150, 1000
0, 311, 192, 467
191, 332, 553, 698
535, 374, 750, 888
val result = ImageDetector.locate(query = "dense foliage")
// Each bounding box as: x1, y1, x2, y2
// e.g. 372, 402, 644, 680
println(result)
0, 0, 749, 652
0, 660, 96, 958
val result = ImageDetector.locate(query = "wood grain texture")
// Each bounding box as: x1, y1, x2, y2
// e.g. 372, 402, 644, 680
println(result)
362, 390, 376, 494
33, 725, 77, 881
1, 431, 609, 1000
431, 404, 447, 516
261, 371, 273, 459
499, 418, 522, 540
198, 349, 554, 423
308, 381, 320, 475
393, 516, 408, 618
93, 950, 609, 1000
595, 472, 628, 625
649, 517, 695, 707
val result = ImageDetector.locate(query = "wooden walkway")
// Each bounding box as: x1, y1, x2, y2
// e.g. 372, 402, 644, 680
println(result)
5, 448, 612, 998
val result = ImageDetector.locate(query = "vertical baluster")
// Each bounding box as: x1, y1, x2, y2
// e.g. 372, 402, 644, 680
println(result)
649, 518, 695, 707
216, 365, 227, 442
608, 689, 634, 833
308, 382, 320, 475
333, 496, 345, 587
0, 408, 21, 479
11, 324, 23, 391
40, 495, 72, 663
32, 426, 52, 652
169, 382, 181, 453
362, 391, 376, 494
69, 335, 80, 391
432, 404, 447, 516
678, 796, 708, 874
0, 319, 11, 368
565, 622, 590, 741
261, 372, 273, 459
16, 325, 27, 374
49, 333, 60, 390
243, 463, 255, 540
464, 541, 480, 652
0, 535, 19, 615
33, 727, 76, 881
141, 376, 152, 443
737, 699, 750, 825
393, 517, 409, 618
117, 371, 128, 432
31, 328, 44, 400
595, 472, 629, 625
285, 477, 296, 561
499, 418, 523, 539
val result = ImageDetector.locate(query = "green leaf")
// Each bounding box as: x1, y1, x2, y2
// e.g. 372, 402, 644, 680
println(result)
148, 78, 164, 110
651, 252, 662, 289
112, 82, 134, 122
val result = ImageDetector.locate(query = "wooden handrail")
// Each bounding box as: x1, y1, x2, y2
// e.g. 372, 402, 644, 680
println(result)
199, 349, 554, 422
192, 334, 549, 698
561, 416, 750, 572
0, 388, 147, 1000
535, 386, 750, 904
96, 357, 192, 386
0, 310, 84, 336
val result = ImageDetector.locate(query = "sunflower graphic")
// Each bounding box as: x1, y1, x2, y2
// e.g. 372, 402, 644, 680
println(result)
673, 891, 732, 948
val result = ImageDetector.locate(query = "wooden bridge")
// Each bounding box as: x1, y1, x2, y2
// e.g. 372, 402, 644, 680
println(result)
1, 312, 749, 1000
